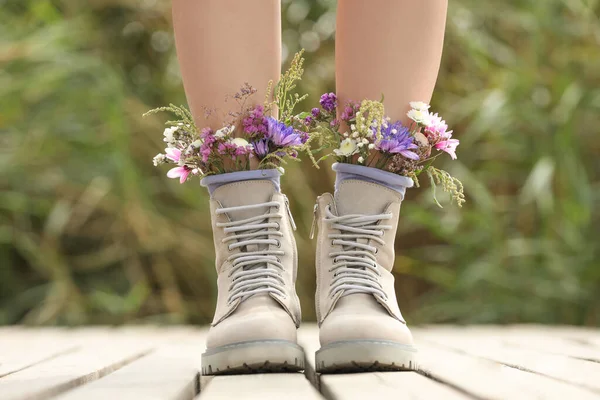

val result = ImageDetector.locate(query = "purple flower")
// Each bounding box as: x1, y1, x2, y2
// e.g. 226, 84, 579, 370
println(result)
311, 107, 320, 117
319, 92, 337, 113
299, 130, 309, 143
266, 117, 304, 147
304, 115, 313, 125
340, 101, 359, 122
252, 139, 270, 159
242, 105, 268, 137
374, 121, 419, 160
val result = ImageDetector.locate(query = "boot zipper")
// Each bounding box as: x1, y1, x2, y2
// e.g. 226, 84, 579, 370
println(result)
283, 195, 297, 231
310, 202, 319, 239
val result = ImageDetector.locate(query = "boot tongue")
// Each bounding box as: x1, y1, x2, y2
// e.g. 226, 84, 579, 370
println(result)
212, 180, 278, 221
335, 179, 401, 216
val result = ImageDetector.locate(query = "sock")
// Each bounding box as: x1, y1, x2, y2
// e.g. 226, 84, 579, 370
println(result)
200, 169, 281, 196
332, 162, 413, 201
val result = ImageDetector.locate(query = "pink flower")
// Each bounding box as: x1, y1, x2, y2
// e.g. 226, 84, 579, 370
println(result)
435, 132, 459, 160
167, 166, 191, 183
424, 113, 448, 138
165, 147, 181, 163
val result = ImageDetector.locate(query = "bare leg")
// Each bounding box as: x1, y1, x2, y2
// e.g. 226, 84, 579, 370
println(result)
172, 0, 281, 129
336, 0, 448, 124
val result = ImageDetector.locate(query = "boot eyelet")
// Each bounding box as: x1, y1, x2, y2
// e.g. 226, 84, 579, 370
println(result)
275, 222, 280, 230
331, 240, 335, 246
374, 248, 379, 254
275, 240, 281, 248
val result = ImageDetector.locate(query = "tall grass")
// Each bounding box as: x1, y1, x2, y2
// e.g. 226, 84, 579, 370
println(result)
1, 0, 598, 325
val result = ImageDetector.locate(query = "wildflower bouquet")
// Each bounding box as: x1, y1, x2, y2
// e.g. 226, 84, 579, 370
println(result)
306, 95, 465, 206
147, 51, 311, 183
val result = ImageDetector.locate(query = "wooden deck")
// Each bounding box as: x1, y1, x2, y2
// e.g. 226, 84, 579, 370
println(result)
0, 325, 599, 399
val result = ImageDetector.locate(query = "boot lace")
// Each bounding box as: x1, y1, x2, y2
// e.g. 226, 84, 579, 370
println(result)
216, 201, 286, 304
323, 205, 392, 299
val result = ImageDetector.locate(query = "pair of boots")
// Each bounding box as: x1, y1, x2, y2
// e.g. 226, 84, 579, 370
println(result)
200, 172, 417, 375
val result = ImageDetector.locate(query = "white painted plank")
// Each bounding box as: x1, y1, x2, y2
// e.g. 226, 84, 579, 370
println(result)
54, 344, 202, 400
417, 339, 600, 400
419, 330, 600, 393
297, 326, 468, 400
0, 329, 78, 378
0, 338, 152, 400
321, 372, 468, 400
198, 373, 324, 400
503, 335, 600, 362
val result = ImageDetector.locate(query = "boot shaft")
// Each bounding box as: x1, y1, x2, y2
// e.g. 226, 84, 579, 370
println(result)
208, 179, 301, 326
313, 179, 406, 324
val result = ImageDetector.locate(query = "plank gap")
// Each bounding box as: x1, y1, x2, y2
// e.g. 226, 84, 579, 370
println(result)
416, 368, 486, 400
0, 346, 80, 379
418, 336, 600, 396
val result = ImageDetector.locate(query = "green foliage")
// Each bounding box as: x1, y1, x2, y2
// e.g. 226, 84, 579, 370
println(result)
1, 0, 599, 326
143, 104, 197, 132
426, 167, 466, 208
272, 50, 309, 124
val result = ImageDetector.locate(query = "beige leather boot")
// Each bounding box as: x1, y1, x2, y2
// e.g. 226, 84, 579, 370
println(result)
201, 179, 304, 374
312, 179, 417, 373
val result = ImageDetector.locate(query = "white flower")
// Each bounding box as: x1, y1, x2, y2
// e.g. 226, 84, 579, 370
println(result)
152, 153, 166, 166
357, 156, 364, 163
350, 124, 356, 131
343, 131, 349, 137
407, 109, 429, 124
230, 137, 249, 147
163, 126, 178, 143
409, 101, 431, 111
368, 143, 375, 149
333, 138, 359, 156
414, 131, 429, 146
357, 142, 364, 148
352, 132, 359, 138
361, 138, 369, 144
191, 139, 203, 148
214, 125, 235, 139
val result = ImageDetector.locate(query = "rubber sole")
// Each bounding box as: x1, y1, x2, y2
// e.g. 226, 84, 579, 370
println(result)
201, 339, 305, 375
315, 340, 418, 373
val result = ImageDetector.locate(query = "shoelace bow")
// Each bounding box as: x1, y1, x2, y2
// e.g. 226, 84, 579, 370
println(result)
324, 205, 392, 300
216, 201, 286, 304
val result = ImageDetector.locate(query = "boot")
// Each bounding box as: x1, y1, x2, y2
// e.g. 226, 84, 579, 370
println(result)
312, 178, 417, 373
201, 179, 304, 374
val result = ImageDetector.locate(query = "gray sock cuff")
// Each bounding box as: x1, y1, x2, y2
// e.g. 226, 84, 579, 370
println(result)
200, 169, 281, 196
332, 162, 413, 200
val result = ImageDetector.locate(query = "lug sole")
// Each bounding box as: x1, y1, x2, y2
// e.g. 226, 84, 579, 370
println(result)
201, 339, 305, 375
315, 340, 418, 373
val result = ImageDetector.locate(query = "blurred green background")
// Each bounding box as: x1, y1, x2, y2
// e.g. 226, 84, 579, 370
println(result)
1, 0, 599, 326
